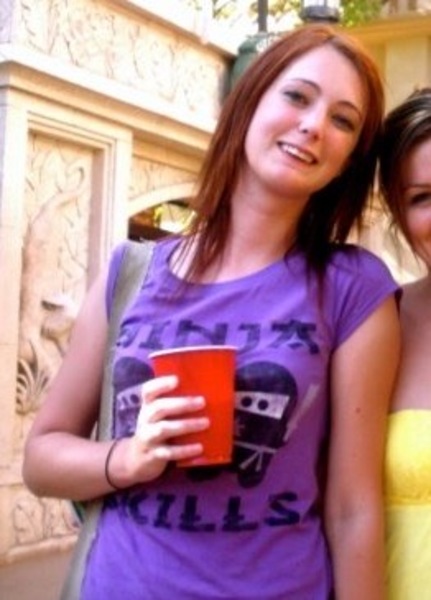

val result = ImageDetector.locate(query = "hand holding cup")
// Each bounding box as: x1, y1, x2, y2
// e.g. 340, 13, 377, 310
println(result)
149, 345, 236, 467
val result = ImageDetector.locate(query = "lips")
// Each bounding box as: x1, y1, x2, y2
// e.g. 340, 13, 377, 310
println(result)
278, 142, 316, 164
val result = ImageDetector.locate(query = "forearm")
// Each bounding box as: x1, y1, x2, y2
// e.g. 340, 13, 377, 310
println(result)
326, 509, 386, 600
23, 432, 120, 501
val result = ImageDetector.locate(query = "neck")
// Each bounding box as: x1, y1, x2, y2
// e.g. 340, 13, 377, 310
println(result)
198, 192, 302, 283
229, 187, 304, 250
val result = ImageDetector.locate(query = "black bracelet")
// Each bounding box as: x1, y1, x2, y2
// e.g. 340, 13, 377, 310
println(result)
105, 439, 124, 491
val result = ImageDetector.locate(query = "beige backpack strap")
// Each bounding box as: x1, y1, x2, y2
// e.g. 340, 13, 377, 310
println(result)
61, 239, 155, 600
98, 240, 156, 440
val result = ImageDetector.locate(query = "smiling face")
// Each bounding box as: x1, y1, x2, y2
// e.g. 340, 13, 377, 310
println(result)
242, 44, 366, 206
401, 137, 431, 269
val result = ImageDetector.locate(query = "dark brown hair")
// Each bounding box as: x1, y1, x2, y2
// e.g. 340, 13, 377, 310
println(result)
379, 87, 431, 252
184, 23, 384, 278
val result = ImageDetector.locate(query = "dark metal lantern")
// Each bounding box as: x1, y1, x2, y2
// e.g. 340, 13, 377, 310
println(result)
300, 0, 341, 23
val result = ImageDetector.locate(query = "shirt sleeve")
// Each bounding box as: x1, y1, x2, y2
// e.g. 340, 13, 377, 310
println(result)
326, 246, 401, 349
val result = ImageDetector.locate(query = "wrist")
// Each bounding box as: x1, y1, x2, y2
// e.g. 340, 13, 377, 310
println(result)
105, 439, 127, 491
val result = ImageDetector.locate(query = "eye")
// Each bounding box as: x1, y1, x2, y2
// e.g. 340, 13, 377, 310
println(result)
332, 113, 357, 132
283, 89, 309, 106
407, 191, 431, 206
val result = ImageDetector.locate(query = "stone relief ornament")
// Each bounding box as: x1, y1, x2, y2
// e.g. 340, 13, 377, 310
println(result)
0, 0, 13, 43
12, 491, 78, 547
130, 156, 195, 200
18, 0, 226, 120
17, 136, 90, 417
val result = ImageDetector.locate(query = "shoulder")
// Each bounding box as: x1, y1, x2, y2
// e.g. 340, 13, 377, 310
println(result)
327, 243, 396, 284
108, 236, 174, 276
400, 276, 429, 320
105, 238, 164, 317
323, 244, 400, 348
402, 276, 428, 298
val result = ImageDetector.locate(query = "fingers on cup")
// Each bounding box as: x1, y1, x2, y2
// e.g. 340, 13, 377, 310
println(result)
143, 395, 206, 423
136, 412, 209, 446
141, 375, 178, 403
152, 442, 204, 462
136, 417, 209, 444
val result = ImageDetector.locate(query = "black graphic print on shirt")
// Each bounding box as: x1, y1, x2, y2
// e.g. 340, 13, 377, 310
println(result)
113, 356, 154, 438
233, 361, 297, 488
113, 358, 299, 488
112, 317, 320, 486
108, 315, 323, 536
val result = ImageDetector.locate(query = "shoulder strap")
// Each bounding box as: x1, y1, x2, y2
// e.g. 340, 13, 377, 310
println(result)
97, 239, 155, 441
61, 239, 155, 600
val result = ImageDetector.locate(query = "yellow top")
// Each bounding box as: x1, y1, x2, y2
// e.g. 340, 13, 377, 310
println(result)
385, 410, 431, 599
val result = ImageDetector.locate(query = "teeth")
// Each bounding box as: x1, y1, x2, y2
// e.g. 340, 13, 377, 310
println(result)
280, 143, 315, 164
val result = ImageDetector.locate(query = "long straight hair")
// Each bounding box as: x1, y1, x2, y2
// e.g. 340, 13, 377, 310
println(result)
182, 24, 384, 280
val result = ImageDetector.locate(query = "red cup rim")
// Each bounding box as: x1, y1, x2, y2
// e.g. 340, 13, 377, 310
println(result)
149, 345, 237, 359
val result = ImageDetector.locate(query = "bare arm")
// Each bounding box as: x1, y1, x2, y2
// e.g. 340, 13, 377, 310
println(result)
23, 269, 115, 500
23, 270, 209, 501
325, 295, 400, 599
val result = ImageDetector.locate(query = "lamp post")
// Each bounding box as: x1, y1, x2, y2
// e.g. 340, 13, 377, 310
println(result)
300, 0, 341, 23
257, 0, 268, 32
230, 0, 276, 88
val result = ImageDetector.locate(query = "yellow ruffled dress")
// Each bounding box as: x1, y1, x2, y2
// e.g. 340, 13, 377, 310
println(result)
385, 410, 431, 599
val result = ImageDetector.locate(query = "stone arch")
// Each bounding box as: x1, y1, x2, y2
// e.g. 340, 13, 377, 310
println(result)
128, 181, 196, 216
128, 182, 196, 239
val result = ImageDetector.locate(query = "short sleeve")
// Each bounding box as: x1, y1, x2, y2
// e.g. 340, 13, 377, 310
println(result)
326, 246, 401, 349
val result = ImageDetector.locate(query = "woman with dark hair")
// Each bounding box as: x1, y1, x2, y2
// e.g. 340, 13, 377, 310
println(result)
23, 24, 400, 599
380, 88, 431, 599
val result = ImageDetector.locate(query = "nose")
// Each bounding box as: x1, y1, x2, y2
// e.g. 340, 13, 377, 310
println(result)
298, 106, 326, 138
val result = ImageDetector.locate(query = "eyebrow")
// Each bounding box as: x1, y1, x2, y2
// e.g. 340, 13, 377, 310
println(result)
289, 78, 364, 120
403, 182, 431, 192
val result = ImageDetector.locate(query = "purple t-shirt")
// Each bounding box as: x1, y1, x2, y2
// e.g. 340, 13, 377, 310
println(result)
82, 237, 398, 600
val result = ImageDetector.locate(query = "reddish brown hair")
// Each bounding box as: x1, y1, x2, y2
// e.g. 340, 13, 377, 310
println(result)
184, 23, 384, 277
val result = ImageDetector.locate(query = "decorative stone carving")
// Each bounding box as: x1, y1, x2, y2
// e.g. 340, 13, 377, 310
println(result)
17, 134, 91, 418
17, 0, 226, 120
0, 0, 13, 42
7, 134, 93, 556
12, 490, 78, 547
130, 156, 195, 200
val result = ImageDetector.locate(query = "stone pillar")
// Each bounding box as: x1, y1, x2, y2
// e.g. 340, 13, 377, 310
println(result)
0, 92, 28, 560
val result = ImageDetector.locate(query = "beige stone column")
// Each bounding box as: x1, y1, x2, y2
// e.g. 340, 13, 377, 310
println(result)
0, 95, 27, 469
0, 92, 28, 558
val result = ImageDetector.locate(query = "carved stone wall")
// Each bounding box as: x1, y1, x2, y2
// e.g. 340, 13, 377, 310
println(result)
15, 0, 226, 123
0, 0, 235, 567
18, 135, 91, 420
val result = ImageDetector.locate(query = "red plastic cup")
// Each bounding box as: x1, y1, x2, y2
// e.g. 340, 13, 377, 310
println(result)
149, 345, 236, 467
